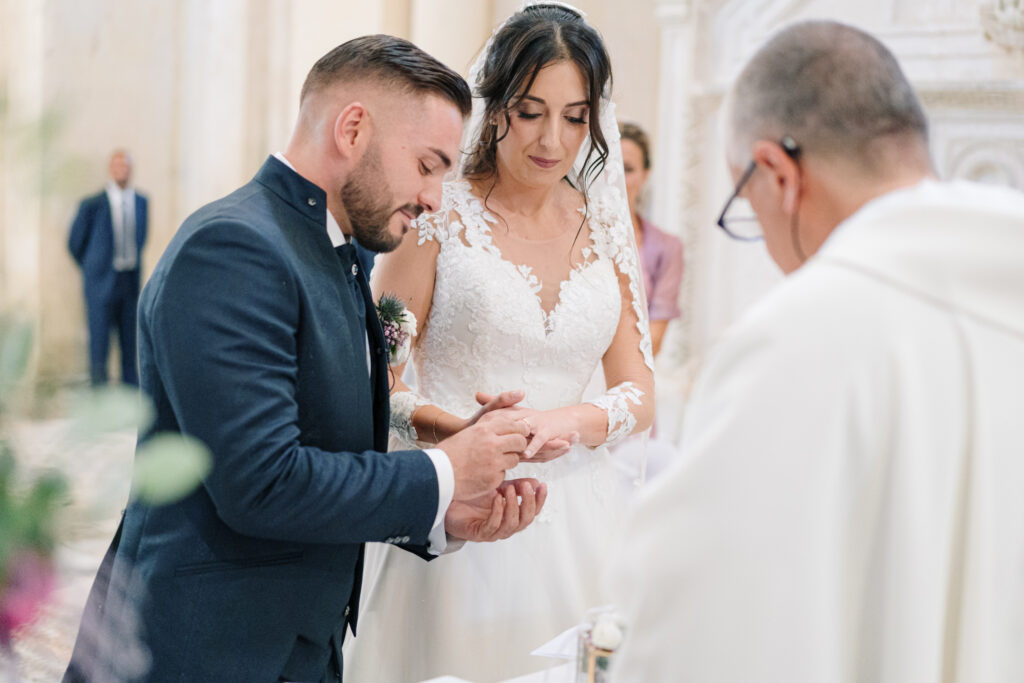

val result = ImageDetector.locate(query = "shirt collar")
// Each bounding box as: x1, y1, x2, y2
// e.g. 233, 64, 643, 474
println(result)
273, 152, 348, 247
106, 181, 133, 198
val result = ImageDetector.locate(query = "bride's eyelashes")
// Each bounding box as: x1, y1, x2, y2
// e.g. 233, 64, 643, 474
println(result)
513, 110, 589, 125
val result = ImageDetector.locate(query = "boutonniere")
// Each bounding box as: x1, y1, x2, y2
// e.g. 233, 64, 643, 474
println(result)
376, 293, 417, 366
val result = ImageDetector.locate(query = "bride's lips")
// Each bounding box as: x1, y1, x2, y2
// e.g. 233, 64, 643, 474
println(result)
529, 155, 559, 169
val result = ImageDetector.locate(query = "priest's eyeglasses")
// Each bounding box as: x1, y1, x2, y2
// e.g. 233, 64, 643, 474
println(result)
715, 136, 801, 241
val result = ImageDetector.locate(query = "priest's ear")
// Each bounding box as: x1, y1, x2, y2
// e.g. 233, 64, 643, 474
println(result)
751, 139, 801, 216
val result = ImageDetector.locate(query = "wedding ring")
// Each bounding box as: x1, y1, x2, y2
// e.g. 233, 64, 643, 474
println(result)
520, 417, 534, 435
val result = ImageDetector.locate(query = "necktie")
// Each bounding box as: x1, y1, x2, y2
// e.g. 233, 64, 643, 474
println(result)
122, 198, 130, 261
113, 193, 136, 271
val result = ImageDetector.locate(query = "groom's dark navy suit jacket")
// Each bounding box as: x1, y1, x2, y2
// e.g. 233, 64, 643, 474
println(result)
65, 158, 439, 682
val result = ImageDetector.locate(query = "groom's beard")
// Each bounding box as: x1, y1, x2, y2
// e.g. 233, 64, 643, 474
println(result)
341, 145, 423, 253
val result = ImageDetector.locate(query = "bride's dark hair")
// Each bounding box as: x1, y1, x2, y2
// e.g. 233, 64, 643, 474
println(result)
462, 4, 612, 201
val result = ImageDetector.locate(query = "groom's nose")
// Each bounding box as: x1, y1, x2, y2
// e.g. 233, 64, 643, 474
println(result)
417, 181, 442, 214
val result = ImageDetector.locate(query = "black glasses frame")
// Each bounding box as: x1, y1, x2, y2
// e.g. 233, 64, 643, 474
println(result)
715, 136, 802, 242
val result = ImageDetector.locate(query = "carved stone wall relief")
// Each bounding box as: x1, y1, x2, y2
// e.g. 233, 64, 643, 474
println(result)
981, 0, 1024, 51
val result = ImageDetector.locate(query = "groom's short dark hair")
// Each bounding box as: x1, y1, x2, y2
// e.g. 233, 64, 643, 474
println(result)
301, 35, 472, 117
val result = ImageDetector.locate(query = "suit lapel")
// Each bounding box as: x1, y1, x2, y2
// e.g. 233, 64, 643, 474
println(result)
134, 197, 145, 254
98, 193, 113, 238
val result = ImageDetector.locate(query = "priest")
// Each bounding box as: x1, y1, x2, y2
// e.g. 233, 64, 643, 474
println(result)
612, 19, 1024, 683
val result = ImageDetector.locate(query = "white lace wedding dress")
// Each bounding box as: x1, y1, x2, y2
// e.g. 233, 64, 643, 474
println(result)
342, 180, 646, 682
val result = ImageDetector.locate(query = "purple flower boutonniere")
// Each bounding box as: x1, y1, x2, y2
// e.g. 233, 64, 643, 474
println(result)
376, 293, 417, 366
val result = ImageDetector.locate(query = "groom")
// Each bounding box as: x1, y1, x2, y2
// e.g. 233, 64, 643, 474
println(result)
65, 36, 544, 682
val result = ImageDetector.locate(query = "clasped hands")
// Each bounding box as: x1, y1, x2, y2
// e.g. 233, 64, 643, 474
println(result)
438, 389, 579, 544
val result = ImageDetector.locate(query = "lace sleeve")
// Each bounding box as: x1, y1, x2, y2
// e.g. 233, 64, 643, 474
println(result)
414, 180, 467, 246
586, 381, 645, 446
389, 391, 430, 445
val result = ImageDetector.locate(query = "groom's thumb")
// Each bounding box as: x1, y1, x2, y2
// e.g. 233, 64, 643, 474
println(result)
476, 389, 525, 408
495, 389, 525, 408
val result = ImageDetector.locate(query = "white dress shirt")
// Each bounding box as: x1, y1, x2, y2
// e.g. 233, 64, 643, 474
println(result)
273, 152, 454, 554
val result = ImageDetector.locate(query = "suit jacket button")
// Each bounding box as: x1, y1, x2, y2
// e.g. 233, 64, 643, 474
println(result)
401, 536, 410, 543
351, 263, 358, 276
344, 606, 351, 617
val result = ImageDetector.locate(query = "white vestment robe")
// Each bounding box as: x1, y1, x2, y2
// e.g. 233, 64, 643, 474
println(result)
612, 180, 1024, 682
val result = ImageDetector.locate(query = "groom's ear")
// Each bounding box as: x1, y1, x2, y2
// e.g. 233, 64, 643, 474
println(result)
333, 101, 371, 162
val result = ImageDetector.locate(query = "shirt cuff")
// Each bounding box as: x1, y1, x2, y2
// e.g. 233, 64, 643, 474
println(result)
424, 447, 454, 555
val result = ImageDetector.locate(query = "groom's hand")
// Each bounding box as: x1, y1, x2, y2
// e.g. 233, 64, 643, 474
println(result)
475, 393, 579, 463
445, 478, 547, 542
440, 415, 528, 501
462, 389, 526, 428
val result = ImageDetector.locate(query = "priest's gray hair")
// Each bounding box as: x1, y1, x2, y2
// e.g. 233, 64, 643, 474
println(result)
725, 20, 929, 172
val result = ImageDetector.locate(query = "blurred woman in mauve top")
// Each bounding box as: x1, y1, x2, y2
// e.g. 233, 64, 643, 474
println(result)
620, 121, 683, 356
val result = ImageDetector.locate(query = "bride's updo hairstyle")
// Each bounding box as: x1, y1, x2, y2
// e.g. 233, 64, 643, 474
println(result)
463, 3, 612, 198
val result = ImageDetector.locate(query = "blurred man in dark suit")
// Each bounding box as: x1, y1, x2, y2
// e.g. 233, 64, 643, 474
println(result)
68, 149, 148, 386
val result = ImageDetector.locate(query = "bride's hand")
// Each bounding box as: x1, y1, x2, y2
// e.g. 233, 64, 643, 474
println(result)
475, 395, 580, 463
444, 478, 547, 542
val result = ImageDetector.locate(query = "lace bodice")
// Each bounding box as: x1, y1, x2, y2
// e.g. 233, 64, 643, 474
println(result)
412, 180, 622, 419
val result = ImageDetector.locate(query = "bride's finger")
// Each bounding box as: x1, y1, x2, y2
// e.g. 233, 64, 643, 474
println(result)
531, 441, 571, 463
523, 428, 554, 459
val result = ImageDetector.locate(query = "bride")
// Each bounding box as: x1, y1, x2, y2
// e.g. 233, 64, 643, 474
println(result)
343, 4, 654, 681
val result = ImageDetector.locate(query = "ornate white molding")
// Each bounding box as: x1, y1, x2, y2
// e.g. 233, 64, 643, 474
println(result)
929, 107, 1024, 190
948, 141, 1024, 187
980, 0, 1024, 51
919, 83, 1024, 110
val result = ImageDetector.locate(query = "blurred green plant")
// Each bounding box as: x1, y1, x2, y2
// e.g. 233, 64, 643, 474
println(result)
0, 313, 212, 651
133, 433, 212, 506
0, 315, 66, 648
62, 382, 212, 507
0, 318, 32, 409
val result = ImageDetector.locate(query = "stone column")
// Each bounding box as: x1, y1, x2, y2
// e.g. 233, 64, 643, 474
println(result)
648, 0, 692, 235
175, 0, 251, 220
643, 0, 698, 442
0, 0, 45, 321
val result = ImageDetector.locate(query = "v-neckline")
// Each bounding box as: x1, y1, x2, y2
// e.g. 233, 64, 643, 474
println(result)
461, 195, 602, 334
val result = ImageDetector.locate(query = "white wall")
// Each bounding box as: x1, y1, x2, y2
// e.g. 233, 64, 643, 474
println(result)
651, 0, 1024, 442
